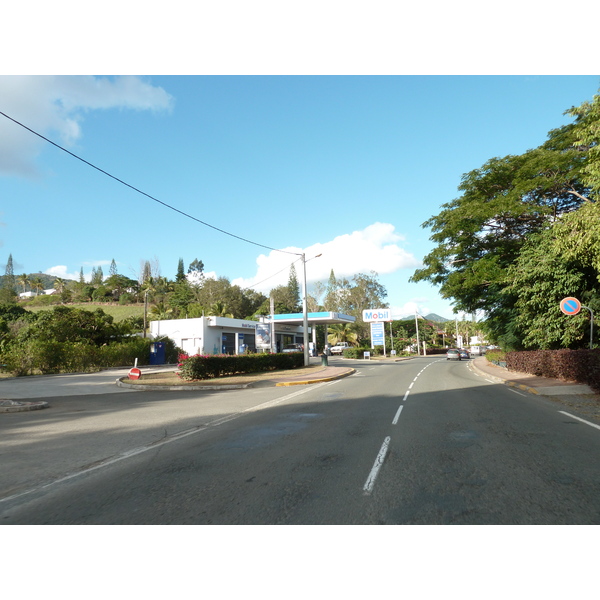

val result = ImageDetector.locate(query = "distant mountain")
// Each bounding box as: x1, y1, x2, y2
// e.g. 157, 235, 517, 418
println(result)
397, 313, 450, 323
424, 313, 450, 323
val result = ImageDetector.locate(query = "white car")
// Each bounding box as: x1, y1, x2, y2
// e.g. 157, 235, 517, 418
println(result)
330, 342, 350, 355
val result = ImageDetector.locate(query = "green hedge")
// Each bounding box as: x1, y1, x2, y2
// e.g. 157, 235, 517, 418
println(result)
505, 348, 600, 392
178, 352, 304, 381
342, 347, 372, 358
0, 337, 180, 376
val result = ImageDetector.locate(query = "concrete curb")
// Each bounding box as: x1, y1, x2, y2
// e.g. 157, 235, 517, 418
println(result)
116, 378, 251, 391
0, 400, 49, 413
469, 361, 540, 395
274, 368, 356, 386
116, 367, 357, 391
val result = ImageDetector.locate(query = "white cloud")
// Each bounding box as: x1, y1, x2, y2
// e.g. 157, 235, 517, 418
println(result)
0, 76, 174, 177
44, 265, 81, 281
232, 222, 421, 293
45, 260, 114, 282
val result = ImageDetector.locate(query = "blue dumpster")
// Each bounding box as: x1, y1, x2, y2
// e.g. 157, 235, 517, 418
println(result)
149, 342, 166, 365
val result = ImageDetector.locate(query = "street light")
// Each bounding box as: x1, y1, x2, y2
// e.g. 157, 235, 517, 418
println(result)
302, 253, 322, 366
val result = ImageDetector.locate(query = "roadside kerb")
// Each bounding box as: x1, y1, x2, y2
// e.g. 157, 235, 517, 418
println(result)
116, 366, 356, 391
469, 357, 595, 396
0, 400, 49, 413
469, 359, 540, 395
275, 368, 355, 386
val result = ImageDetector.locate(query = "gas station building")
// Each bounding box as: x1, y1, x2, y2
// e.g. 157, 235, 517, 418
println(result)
150, 312, 355, 356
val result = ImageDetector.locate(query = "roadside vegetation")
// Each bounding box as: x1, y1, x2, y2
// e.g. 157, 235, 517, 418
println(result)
411, 90, 600, 353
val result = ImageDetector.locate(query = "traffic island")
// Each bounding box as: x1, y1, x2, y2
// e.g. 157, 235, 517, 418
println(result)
0, 399, 49, 413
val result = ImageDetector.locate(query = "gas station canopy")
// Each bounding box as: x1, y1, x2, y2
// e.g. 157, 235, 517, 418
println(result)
270, 311, 356, 325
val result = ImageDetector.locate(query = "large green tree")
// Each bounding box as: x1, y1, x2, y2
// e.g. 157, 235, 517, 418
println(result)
566, 91, 600, 197
505, 200, 600, 349
410, 107, 595, 345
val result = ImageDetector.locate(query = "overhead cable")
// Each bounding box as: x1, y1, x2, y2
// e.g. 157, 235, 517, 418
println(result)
0, 110, 299, 256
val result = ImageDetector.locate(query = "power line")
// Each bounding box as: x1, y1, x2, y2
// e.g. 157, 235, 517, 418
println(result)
0, 110, 299, 256
245, 256, 304, 291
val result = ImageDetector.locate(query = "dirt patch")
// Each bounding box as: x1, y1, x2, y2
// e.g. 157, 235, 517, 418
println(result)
123, 364, 327, 387
545, 393, 600, 424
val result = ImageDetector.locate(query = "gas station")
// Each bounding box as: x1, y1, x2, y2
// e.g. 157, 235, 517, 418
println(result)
263, 311, 356, 356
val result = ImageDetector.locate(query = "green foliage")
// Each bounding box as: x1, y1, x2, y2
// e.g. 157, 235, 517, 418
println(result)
17, 306, 124, 345
178, 352, 303, 381
104, 274, 138, 299
176, 258, 186, 282
342, 347, 372, 359
287, 263, 301, 312
505, 202, 600, 349
566, 92, 600, 197
0, 303, 36, 322
486, 349, 507, 364
327, 323, 359, 346
411, 90, 600, 350
0, 287, 17, 304
167, 281, 195, 315
506, 348, 600, 391
0, 337, 174, 376
194, 277, 265, 319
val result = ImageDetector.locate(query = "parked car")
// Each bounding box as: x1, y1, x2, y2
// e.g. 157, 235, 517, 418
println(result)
459, 348, 470, 359
282, 343, 303, 353
330, 342, 351, 355
446, 348, 461, 360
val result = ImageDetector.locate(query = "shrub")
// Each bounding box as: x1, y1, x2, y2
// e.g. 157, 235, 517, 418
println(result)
178, 352, 303, 381
0, 337, 180, 376
343, 347, 371, 358
486, 349, 507, 365
505, 348, 600, 392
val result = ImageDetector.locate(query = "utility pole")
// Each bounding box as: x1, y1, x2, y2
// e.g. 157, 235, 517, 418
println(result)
415, 312, 420, 356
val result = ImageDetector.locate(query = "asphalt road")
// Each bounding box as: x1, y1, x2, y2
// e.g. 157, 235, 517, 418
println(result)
2, 356, 600, 524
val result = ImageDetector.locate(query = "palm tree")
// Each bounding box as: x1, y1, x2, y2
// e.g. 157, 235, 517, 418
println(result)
208, 301, 234, 318
16, 273, 29, 295
29, 276, 44, 297
53, 277, 66, 295
327, 323, 359, 346
149, 302, 173, 320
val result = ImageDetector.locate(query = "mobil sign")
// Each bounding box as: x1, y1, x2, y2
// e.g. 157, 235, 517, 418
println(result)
362, 308, 392, 322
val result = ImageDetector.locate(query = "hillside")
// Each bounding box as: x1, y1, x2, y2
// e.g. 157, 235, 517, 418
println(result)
0, 273, 76, 292
424, 313, 450, 323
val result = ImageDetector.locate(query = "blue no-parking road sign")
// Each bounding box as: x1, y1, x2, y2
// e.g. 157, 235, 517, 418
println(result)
560, 297, 582, 315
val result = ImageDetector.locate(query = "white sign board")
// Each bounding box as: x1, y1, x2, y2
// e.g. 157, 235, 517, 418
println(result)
362, 308, 392, 322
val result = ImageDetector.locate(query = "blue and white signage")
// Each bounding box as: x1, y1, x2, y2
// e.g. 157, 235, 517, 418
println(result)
363, 308, 392, 322
371, 321, 385, 346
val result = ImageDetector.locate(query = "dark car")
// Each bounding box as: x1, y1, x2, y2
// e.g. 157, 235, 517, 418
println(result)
446, 348, 461, 360
459, 348, 470, 359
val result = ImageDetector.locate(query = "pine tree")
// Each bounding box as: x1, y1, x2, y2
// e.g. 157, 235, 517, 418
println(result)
176, 258, 185, 282
3, 254, 15, 291
287, 263, 301, 311
79, 267, 85, 284
141, 261, 152, 284
324, 269, 338, 311
109, 259, 118, 277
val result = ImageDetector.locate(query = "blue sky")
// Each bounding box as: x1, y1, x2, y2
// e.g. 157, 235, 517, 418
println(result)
1, 75, 599, 319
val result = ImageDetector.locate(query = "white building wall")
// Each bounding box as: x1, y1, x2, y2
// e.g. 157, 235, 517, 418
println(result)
150, 316, 306, 356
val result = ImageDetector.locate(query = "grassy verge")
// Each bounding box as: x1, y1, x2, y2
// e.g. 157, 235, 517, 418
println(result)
25, 303, 145, 321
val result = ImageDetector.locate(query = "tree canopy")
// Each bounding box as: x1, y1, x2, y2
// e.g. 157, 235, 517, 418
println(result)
411, 90, 600, 349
